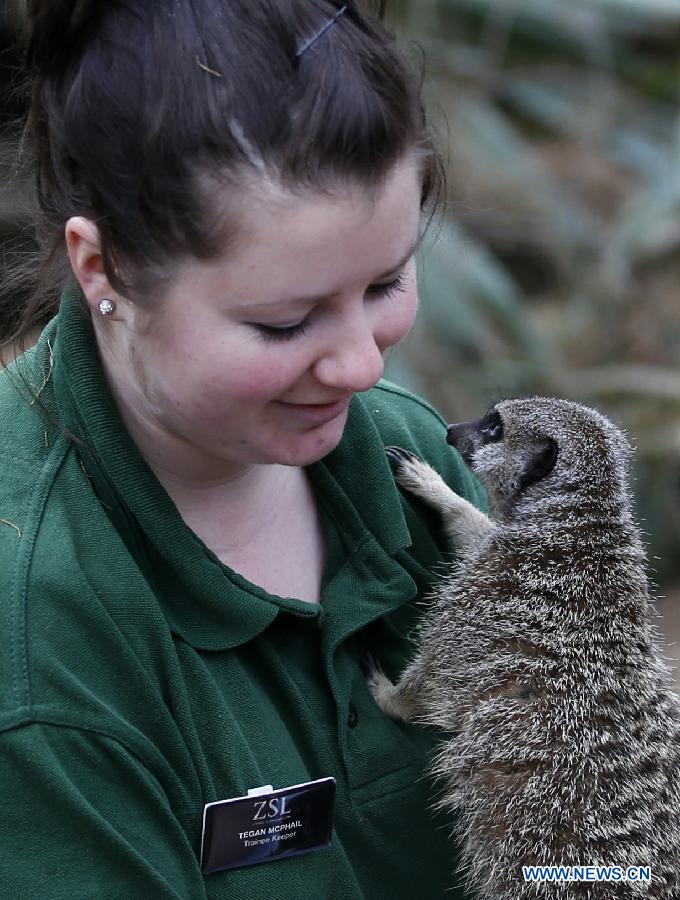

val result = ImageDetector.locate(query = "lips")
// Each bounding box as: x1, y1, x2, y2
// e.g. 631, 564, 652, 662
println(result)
278, 396, 352, 425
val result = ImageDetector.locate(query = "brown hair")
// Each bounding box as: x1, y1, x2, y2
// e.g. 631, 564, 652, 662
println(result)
2, 0, 443, 362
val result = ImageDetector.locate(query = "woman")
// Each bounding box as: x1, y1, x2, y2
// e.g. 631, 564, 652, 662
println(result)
0, 2, 484, 897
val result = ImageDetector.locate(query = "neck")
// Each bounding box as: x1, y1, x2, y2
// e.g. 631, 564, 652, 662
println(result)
167, 462, 308, 556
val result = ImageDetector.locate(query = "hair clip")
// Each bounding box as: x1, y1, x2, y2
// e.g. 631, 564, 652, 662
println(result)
295, 5, 347, 60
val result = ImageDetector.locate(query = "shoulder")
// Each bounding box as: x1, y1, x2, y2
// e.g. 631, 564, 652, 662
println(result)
355, 379, 486, 508
0, 351, 164, 738
0, 319, 61, 474
0, 325, 69, 726
360, 379, 446, 431
0, 319, 68, 581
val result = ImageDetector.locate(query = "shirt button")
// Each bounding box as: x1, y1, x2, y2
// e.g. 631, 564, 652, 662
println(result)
347, 704, 359, 728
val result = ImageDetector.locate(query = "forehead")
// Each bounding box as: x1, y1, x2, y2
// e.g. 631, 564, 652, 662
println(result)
196, 158, 424, 294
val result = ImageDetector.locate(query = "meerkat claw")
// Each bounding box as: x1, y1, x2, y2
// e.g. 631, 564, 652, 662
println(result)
385, 446, 421, 469
361, 653, 386, 695
359, 652, 380, 677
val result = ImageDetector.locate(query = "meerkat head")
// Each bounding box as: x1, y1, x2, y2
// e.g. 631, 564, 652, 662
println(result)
447, 397, 632, 519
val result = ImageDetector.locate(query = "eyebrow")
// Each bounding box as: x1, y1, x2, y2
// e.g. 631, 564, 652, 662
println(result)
241, 231, 423, 310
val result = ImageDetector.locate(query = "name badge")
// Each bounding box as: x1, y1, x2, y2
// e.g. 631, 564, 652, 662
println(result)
200, 777, 336, 875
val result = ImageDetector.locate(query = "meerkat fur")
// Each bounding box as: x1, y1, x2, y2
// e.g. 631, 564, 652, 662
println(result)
368, 397, 680, 899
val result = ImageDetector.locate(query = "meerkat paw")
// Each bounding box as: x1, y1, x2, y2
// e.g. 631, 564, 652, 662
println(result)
385, 446, 452, 512
361, 653, 417, 722
385, 446, 494, 552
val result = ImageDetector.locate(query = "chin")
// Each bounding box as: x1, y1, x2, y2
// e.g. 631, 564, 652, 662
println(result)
274, 418, 348, 467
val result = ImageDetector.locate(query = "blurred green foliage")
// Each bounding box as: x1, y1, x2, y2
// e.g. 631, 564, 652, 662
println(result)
384, 0, 680, 585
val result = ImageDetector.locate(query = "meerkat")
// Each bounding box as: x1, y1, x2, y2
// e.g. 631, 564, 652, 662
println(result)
367, 397, 680, 899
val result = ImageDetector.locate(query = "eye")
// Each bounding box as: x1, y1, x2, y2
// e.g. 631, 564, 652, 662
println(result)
365, 270, 409, 300
250, 269, 410, 342
480, 411, 504, 443
252, 320, 310, 342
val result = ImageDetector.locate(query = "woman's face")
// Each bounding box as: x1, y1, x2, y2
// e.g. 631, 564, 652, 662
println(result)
99, 157, 423, 478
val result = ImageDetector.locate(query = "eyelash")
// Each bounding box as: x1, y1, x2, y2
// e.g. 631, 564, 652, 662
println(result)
253, 271, 410, 342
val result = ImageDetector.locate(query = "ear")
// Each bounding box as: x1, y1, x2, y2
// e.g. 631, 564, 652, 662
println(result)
519, 438, 558, 491
65, 217, 116, 313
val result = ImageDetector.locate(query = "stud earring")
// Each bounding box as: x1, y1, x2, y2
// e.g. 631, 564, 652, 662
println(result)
98, 298, 116, 317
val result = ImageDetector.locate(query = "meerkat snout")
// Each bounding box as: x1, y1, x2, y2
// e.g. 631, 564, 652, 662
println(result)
446, 408, 504, 465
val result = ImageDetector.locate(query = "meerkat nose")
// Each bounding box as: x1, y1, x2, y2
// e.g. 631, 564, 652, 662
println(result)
446, 422, 478, 466
446, 422, 470, 447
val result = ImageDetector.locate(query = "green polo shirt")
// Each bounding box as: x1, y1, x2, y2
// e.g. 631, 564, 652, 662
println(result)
0, 287, 484, 899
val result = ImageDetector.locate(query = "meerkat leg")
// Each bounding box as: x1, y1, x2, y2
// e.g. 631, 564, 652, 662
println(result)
365, 667, 417, 721
385, 447, 494, 554
363, 650, 433, 722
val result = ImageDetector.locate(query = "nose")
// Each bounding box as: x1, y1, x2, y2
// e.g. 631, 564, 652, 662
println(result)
313, 314, 385, 394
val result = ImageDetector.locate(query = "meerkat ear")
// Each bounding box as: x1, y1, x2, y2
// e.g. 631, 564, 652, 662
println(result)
519, 438, 559, 491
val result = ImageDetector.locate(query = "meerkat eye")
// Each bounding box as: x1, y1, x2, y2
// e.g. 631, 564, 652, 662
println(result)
480, 411, 504, 443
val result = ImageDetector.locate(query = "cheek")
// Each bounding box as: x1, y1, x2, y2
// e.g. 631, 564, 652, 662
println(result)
141, 327, 290, 426
195, 358, 290, 409
375, 283, 419, 350
187, 341, 307, 420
